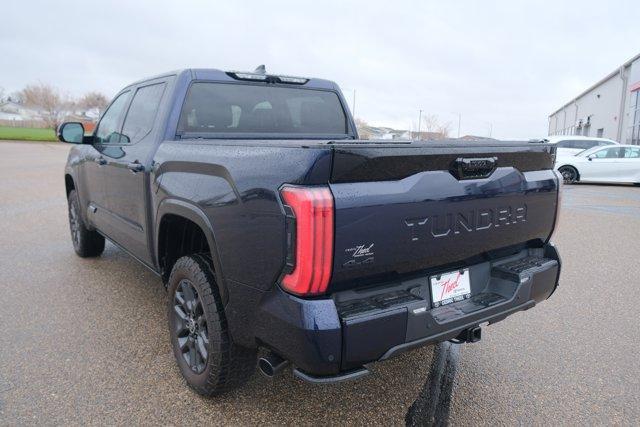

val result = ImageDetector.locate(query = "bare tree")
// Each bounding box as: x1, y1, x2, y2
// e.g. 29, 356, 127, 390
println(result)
78, 91, 109, 117
421, 114, 440, 134
418, 114, 451, 139
437, 121, 452, 138
355, 117, 372, 140
0, 86, 5, 103
20, 83, 71, 129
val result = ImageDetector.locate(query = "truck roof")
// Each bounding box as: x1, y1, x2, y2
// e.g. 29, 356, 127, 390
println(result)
127, 68, 339, 91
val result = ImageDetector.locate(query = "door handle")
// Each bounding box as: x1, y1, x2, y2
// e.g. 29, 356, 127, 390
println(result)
94, 157, 106, 166
127, 162, 145, 173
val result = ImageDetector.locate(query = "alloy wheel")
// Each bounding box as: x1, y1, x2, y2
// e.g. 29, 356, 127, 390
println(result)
173, 279, 209, 374
68, 202, 80, 247
559, 167, 577, 184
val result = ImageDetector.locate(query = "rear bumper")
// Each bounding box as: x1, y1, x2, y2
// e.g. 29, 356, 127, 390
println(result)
255, 243, 561, 378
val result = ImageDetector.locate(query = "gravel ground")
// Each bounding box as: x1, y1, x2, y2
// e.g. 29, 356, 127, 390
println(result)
0, 141, 638, 425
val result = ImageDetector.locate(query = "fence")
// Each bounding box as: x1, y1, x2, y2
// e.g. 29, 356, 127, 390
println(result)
0, 119, 96, 132
0, 119, 49, 128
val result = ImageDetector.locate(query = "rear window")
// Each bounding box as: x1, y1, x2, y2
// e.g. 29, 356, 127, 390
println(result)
177, 82, 348, 137
623, 147, 640, 158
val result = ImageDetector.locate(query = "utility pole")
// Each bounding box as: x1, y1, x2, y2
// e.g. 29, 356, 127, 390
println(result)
417, 109, 423, 140
454, 112, 461, 138
487, 122, 493, 137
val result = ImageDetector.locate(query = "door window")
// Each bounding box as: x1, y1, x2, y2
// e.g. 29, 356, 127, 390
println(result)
94, 91, 131, 144
121, 83, 166, 144
592, 147, 621, 158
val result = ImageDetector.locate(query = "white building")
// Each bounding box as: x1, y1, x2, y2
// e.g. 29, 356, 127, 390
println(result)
548, 53, 640, 144
0, 100, 39, 121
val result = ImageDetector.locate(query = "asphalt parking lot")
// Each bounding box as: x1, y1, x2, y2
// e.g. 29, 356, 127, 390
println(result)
1, 141, 638, 425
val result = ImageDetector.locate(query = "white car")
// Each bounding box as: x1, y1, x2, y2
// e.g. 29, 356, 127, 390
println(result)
543, 136, 619, 156
555, 145, 640, 184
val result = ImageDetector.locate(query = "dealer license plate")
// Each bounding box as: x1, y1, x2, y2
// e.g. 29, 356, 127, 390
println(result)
430, 269, 471, 307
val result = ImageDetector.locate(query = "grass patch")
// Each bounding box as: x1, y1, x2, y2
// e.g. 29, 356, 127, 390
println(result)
0, 126, 57, 141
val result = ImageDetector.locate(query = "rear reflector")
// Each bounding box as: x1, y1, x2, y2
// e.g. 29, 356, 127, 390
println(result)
279, 186, 334, 296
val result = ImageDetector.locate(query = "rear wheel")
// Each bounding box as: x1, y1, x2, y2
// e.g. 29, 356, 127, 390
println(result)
558, 166, 578, 184
167, 254, 256, 395
67, 189, 105, 257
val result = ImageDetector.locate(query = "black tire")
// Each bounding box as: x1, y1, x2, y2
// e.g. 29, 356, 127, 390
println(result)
167, 254, 256, 396
558, 165, 578, 184
67, 189, 105, 257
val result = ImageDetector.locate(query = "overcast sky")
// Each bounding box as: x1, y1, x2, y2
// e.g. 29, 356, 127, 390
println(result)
2, 0, 639, 138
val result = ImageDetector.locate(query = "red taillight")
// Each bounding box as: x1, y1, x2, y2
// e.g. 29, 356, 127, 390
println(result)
279, 186, 334, 296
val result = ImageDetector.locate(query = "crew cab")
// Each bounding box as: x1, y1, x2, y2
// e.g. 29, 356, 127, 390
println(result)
59, 68, 562, 395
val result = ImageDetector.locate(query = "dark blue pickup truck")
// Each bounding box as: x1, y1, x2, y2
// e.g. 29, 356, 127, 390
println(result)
58, 68, 561, 395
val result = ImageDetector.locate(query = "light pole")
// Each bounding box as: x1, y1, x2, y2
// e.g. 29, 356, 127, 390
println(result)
417, 109, 423, 140
452, 112, 461, 138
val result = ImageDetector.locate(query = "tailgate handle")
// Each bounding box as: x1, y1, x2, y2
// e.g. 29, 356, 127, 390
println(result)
451, 157, 497, 180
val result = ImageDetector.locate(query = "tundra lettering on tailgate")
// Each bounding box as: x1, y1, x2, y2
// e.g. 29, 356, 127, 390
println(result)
404, 204, 527, 242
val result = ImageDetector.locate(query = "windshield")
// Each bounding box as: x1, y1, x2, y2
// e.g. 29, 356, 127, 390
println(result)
178, 82, 349, 138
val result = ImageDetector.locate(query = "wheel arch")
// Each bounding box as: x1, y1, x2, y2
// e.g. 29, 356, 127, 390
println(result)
65, 173, 76, 198
156, 199, 228, 302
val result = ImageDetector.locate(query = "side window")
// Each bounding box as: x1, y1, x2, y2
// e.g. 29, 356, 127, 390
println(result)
593, 147, 621, 158
562, 140, 595, 150
623, 147, 640, 158
555, 141, 568, 148
576, 140, 597, 150
121, 83, 166, 144
95, 91, 131, 144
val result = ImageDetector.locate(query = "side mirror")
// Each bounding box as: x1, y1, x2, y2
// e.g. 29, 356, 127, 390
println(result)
587, 155, 594, 161
57, 122, 85, 144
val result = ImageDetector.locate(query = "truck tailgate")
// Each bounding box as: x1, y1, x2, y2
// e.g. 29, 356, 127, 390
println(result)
328, 142, 559, 289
